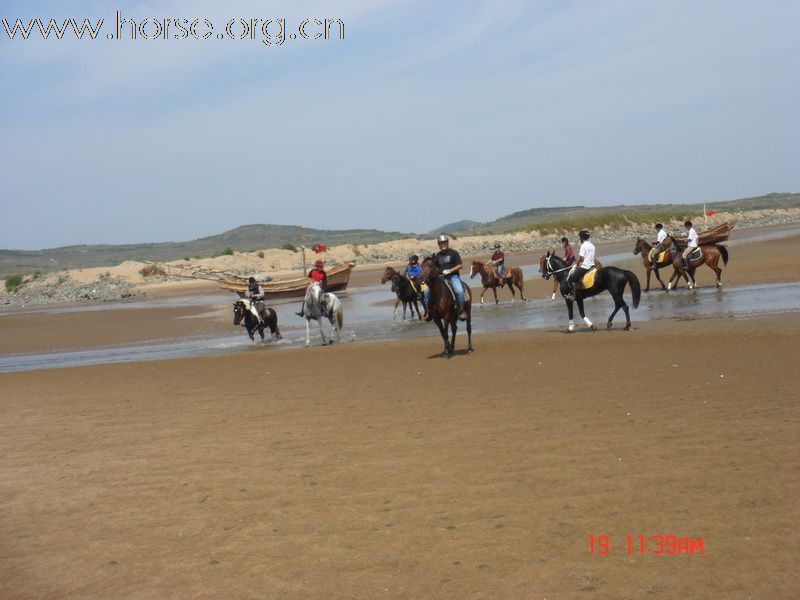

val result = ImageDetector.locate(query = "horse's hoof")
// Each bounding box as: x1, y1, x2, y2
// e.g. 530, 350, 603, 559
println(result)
624, 325, 631, 331
607, 322, 613, 329
591, 324, 597, 331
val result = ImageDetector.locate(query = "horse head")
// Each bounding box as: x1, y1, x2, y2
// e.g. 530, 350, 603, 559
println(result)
633, 237, 644, 255
233, 300, 246, 325
469, 261, 481, 279
419, 256, 438, 281
380, 266, 395, 285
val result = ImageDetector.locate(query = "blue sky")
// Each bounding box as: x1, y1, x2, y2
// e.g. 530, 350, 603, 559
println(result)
1, 0, 798, 250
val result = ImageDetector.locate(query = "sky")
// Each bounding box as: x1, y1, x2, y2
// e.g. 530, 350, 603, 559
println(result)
1, 0, 798, 250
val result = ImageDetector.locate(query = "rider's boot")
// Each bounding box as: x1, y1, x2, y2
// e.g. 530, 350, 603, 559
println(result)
295, 302, 304, 317
456, 302, 467, 321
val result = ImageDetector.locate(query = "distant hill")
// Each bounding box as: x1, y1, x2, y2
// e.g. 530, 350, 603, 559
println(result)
430, 193, 800, 234
426, 220, 483, 236
0, 224, 416, 277
3, 193, 798, 277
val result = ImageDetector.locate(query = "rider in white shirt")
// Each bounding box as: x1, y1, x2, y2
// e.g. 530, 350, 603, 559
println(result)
682, 220, 699, 270
652, 223, 668, 271
565, 229, 595, 300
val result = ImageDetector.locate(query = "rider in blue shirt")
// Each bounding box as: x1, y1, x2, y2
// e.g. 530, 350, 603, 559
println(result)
404, 255, 421, 279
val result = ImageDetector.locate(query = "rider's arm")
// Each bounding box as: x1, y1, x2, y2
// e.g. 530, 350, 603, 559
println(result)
443, 262, 463, 275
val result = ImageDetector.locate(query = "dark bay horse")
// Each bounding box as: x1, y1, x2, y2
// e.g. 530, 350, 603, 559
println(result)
233, 300, 282, 341
420, 257, 473, 357
539, 253, 641, 332
633, 238, 688, 292
381, 266, 423, 320
469, 260, 526, 304
660, 236, 729, 290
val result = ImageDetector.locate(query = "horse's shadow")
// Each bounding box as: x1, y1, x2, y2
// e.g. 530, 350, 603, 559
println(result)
426, 348, 475, 359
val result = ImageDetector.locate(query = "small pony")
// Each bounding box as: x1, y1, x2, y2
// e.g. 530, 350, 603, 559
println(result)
233, 300, 282, 341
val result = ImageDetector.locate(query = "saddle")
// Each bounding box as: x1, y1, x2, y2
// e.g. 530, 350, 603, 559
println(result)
442, 279, 470, 304
576, 265, 601, 290
648, 248, 669, 265
687, 247, 702, 261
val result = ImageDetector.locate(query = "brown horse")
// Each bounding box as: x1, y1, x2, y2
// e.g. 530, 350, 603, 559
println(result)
660, 236, 729, 290
633, 238, 689, 292
469, 260, 526, 304
420, 257, 473, 357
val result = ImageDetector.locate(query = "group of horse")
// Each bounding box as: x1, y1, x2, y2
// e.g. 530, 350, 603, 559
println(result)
232, 234, 730, 357
233, 281, 343, 347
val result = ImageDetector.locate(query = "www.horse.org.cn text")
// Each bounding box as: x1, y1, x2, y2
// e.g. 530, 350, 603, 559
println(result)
1, 11, 345, 47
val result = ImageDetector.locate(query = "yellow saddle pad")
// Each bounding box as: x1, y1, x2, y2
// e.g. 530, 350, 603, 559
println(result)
577, 267, 598, 290
648, 249, 669, 264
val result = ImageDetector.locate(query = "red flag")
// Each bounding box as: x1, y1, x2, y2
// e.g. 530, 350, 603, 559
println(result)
706, 209, 717, 216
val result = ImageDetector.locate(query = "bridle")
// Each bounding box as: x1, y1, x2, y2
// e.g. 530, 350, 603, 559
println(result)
542, 254, 572, 280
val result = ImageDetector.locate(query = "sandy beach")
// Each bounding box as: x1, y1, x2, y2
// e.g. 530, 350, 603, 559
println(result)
1, 228, 799, 599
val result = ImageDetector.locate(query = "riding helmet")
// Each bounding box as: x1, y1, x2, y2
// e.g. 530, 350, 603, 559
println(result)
437, 234, 449, 244
494, 243, 501, 249
410, 254, 419, 262
561, 237, 568, 243
314, 259, 324, 267
684, 220, 693, 228
248, 276, 256, 283
579, 229, 590, 241
655, 223, 663, 229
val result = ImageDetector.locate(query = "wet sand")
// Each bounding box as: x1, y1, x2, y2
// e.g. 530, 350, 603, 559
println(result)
1, 315, 799, 599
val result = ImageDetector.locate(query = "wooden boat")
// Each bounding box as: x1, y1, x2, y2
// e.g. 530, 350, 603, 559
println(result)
674, 222, 734, 246
219, 262, 356, 299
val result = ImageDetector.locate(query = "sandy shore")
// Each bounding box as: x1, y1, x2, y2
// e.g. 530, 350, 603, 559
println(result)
1, 314, 799, 599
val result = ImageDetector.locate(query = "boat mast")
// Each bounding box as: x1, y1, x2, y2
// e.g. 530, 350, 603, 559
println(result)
300, 225, 306, 273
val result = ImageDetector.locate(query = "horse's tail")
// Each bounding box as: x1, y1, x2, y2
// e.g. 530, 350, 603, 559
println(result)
625, 270, 641, 309
717, 244, 729, 265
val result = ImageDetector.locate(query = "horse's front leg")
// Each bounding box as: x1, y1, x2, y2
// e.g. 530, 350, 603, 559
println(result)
480, 287, 486, 305
318, 318, 328, 345
645, 267, 652, 292
434, 318, 450, 356
565, 298, 575, 332
393, 299, 400, 320
305, 319, 311, 347
448, 318, 457, 357
258, 325, 265, 341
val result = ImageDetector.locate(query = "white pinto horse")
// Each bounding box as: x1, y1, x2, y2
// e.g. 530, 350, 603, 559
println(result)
303, 282, 343, 347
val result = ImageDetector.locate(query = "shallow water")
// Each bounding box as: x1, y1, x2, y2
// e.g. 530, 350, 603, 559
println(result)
1, 281, 798, 373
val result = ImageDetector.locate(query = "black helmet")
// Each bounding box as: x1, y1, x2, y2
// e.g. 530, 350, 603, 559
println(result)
684, 220, 693, 228
561, 237, 569, 244
437, 234, 449, 244
410, 254, 418, 262
494, 243, 501, 249
579, 229, 590, 241
248, 276, 256, 283
655, 223, 663, 229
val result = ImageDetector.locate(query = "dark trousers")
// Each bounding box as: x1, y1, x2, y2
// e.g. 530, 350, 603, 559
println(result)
568, 267, 589, 288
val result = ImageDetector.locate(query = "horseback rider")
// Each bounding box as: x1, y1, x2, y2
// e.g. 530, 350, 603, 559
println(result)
565, 229, 595, 301
295, 259, 328, 317
489, 243, 505, 282
404, 254, 423, 296
424, 234, 467, 321
562, 237, 575, 266
682, 220, 699, 271
246, 277, 267, 324
651, 223, 668, 270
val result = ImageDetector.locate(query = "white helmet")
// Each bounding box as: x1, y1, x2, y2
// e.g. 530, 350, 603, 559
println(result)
437, 234, 449, 244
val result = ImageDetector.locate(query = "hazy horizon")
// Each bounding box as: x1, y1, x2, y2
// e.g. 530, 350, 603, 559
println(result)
2, 0, 798, 250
